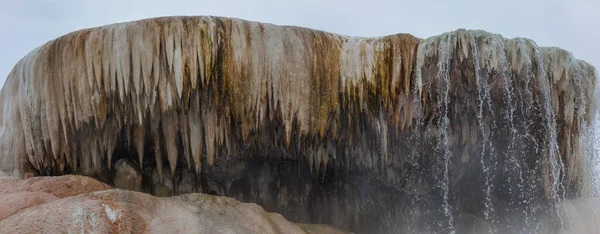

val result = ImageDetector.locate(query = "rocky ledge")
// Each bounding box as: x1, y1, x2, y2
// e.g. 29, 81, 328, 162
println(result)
0, 175, 346, 234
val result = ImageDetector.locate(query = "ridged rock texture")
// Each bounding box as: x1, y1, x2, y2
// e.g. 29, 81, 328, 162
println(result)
0, 16, 597, 233
0, 175, 346, 234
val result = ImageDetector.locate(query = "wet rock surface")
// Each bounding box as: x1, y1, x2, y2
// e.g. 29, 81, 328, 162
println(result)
0, 175, 347, 234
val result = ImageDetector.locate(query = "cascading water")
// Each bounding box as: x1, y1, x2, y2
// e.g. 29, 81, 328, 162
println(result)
496, 37, 521, 211
533, 46, 567, 230
436, 32, 456, 234
582, 70, 600, 198
415, 29, 598, 233
513, 38, 537, 232
471, 32, 498, 233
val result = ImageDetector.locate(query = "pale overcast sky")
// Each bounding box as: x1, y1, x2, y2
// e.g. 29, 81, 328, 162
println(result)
0, 0, 598, 87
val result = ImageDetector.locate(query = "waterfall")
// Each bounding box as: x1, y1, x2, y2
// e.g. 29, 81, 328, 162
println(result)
436, 32, 456, 234
582, 69, 600, 197
416, 29, 598, 233
533, 46, 567, 230
472, 32, 497, 233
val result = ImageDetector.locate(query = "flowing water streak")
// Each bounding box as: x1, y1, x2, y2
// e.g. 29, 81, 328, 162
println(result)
515, 38, 537, 230
582, 68, 600, 197
411, 38, 430, 234
533, 46, 565, 230
436, 33, 455, 234
471, 32, 496, 233
495, 38, 527, 220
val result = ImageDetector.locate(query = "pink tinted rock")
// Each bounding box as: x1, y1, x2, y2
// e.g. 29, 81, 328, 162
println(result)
0, 175, 111, 198
0, 191, 58, 220
0, 175, 347, 234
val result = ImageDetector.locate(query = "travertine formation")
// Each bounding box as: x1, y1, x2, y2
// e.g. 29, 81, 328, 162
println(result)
0, 16, 597, 233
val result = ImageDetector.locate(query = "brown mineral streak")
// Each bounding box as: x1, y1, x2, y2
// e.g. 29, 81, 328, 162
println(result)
0, 17, 596, 200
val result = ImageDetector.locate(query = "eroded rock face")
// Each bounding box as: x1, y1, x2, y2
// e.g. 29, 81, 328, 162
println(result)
0, 175, 346, 234
0, 16, 597, 233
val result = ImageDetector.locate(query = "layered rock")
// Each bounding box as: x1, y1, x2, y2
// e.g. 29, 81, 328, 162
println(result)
0, 16, 597, 233
0, 175, 346, 234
